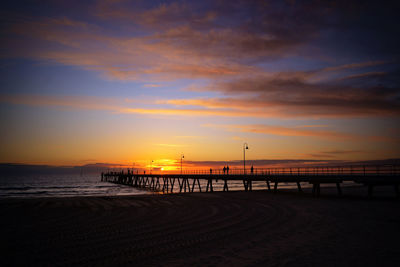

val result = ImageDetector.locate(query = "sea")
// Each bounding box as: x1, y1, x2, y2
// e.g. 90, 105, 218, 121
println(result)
0, 173, 316, 198
0, 172, 360, 198
0, 174, 148, 198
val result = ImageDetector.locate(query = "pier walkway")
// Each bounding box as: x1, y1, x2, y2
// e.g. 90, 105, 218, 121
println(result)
102, 165, 400, 198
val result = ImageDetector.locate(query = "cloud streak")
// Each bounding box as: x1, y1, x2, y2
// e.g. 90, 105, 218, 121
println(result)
166, 65, 400, 118
5, 0, 394, 83
203, 123, 399, 144
3, 93, 394, 145
0, 94, 276, 118
2, 1, 399, 120
204, 124, 356, 141
0, 94, 120, 111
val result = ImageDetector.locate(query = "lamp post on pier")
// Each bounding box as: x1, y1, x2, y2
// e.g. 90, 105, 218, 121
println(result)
243, 143, 249, 174
181, 154, 184, 174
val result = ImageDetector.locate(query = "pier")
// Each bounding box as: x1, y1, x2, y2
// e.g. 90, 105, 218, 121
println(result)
102, 165, 400, 198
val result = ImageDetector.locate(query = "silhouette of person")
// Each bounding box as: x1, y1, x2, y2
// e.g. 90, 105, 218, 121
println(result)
210, 168, 212, 174
223, 166, 226, 174
251, 165, 254, 174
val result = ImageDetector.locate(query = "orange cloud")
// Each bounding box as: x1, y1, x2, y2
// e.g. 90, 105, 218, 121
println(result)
119, 107, 272, 118
2, 6, 399, 120
163, 92, 400, 118
2, 93, 399, 121
204, 124, 356, 141
143, 84, 162, 88
0, 94, 269, 118
3, 12, 263, 82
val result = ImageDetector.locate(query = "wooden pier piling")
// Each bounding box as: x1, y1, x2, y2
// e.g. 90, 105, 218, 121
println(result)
101, 165, 399, 198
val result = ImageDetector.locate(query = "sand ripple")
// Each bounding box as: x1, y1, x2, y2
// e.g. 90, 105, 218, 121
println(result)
1, 192, 400, 266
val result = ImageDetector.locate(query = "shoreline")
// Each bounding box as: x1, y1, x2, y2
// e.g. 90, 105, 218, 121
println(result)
3, 182, 398, 200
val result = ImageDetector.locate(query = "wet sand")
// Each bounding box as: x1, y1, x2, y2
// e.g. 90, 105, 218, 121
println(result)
1, 190, 400, 266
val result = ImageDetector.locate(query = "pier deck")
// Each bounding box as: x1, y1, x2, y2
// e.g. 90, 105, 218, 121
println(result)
101, 165, 399, 198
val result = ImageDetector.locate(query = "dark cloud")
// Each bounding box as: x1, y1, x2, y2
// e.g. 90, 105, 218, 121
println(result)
1, 0, 400, 119
224, 81, 399, 116
174, 64, 400, 118
2, 0, 400, 78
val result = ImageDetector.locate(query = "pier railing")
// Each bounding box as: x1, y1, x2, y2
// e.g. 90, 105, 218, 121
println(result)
128, 164, 399, 176
102, 164, 400, 198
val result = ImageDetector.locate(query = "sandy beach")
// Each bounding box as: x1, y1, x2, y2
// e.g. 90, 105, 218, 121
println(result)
1, 190, 400, 266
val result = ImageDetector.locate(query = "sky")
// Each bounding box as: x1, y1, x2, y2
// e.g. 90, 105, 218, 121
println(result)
0, 0, 399, 170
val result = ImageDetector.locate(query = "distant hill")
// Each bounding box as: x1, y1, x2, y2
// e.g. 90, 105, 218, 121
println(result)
0, 163, 126, 176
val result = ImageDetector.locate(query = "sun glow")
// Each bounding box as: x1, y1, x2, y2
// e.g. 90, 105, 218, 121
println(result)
140, 158, 182, 173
